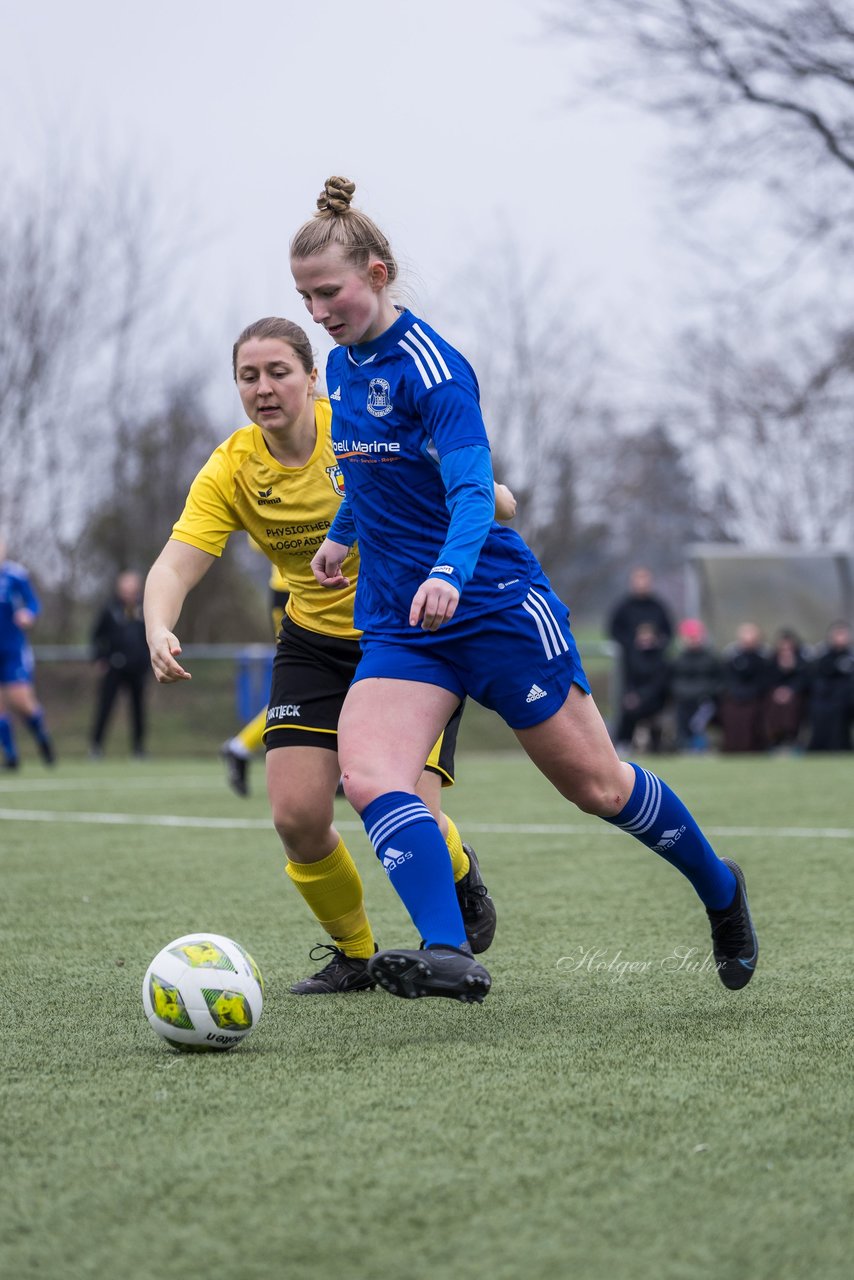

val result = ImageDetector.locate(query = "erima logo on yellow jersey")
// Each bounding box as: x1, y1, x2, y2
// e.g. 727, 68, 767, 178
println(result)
257, 486, 282, 506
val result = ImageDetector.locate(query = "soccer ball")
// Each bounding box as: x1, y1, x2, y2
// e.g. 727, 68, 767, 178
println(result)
142, 932, 264, 1052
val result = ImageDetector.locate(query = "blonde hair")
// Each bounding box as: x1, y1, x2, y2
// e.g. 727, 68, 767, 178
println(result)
232, 317, 315, 378
289, 176, 398, 284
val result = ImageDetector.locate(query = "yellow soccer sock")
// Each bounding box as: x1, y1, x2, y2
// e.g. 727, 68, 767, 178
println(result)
444, 817, 471, 884
236, 706, 268, 754
285, 839, 375, 958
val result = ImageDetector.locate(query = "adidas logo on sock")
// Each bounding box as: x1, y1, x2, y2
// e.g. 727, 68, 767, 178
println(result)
526, 684, 547, 703
381, 847, 413, 873
330, 386, 342, 401
654, 825, 685, 852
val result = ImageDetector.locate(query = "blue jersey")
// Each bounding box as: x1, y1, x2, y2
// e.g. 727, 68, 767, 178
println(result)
0, 559, 39, 655
326, 309, 539, 634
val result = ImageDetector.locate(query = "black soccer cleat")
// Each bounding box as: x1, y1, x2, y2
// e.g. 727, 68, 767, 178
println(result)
220, 743, 249, 797
706, 858, 758, 990
368, 942, 491, 1004
456, 842, 497, 954
38, 736, 56, 766
289, 944, 376, 995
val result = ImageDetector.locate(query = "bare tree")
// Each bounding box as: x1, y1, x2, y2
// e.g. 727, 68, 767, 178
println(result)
0, 157, 195, 613
668, 308, 854, 544
544, 1, 854, 548
0, 171, 104, 549
546, 1, 854, 253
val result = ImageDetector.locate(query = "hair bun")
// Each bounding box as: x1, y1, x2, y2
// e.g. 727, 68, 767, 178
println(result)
317, 176, 356, 215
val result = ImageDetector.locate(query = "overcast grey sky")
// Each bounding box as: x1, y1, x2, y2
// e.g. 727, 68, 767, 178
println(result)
1, 0, 681, 403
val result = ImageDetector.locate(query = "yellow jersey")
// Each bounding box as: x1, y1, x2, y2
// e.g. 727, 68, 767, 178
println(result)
171, 399, 360, 639
269, 564, 290, 593
247, 537, 290, 593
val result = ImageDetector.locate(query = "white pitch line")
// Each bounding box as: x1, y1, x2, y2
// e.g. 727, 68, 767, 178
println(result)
0, 807, 852, 841
0, 807, 274, 830
0, 775, 223, 793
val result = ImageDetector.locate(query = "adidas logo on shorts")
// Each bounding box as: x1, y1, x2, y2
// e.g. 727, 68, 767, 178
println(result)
526, 684, 547, 703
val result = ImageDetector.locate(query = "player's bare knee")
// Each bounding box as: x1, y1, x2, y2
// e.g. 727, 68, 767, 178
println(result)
339, 766, 386, 815
571, 775, 626, 818
271, 800, 318, 848
339, 768, 370, 813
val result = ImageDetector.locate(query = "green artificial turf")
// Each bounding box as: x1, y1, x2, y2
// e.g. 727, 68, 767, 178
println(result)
1, 753, 852, 1279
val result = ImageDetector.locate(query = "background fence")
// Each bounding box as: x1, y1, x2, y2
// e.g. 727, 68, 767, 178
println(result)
28, 641, 618, 761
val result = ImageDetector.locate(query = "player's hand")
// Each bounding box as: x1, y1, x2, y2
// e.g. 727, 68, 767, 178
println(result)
148, 629, 192, 683
311, 539, 351, 589
13, 607, 35, 630
410, 577, 460, 631
494, 483, 517, 521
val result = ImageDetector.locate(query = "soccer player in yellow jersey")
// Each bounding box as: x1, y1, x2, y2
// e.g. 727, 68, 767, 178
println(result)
145, 316, 509, 994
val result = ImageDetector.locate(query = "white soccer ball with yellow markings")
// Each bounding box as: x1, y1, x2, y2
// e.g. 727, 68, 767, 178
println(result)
142, 933, 264, 1052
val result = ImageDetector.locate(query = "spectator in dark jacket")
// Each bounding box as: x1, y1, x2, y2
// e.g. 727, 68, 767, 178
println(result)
719, 622, 773, 753
90, 570, 151, 758
763, 629, 810, 752
613, 621, 671, 752
669, 618, 723, 752
806, 621, 854, 752
607, 567, 674, 679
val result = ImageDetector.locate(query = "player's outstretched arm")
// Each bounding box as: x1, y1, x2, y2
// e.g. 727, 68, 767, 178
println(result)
145, 540, 215, 683
310, 538, 352, 589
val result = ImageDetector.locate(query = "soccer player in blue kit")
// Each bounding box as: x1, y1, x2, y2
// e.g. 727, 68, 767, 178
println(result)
0, 537, 56, 770
291, 177, 759, 1005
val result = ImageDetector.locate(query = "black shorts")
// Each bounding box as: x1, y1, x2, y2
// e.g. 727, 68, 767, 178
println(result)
264, 615, 461, 784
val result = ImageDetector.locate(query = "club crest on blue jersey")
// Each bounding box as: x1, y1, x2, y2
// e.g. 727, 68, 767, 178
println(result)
326, 464, 345, 497
366, 377, 393, 418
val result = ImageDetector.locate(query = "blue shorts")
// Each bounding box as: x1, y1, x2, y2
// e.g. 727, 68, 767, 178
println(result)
0, 644, 34, 686
353, 583, 590, 729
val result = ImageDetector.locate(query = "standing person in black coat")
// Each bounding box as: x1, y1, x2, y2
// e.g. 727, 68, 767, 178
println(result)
669, 618, 723, 752
606, 566, 674, 732
607, 567, 674, 666
719, 622, 773, 753
613, 621, 671, 752
90, 570, 151, 758
806, 621, 854, 752
763, 629, 810, 752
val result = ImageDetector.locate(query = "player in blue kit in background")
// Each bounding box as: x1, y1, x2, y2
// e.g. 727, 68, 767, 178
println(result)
291, 176, 759, 1005
0, 537, 56, 770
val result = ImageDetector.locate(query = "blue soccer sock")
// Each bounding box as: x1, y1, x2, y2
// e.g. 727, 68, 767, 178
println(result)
0, 715, 17, 763
606, 763, 736, 909
361, 791, 467, 948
